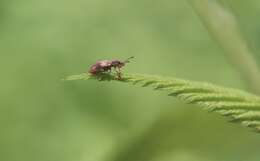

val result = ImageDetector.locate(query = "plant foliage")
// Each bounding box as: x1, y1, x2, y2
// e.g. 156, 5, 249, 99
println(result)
65, 73, 260, 132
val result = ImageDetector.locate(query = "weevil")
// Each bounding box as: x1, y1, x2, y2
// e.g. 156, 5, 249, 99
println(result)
89, 56, 134, 79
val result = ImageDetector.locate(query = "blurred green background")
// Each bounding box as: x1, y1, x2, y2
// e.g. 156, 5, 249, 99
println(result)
1, 0, 260, 161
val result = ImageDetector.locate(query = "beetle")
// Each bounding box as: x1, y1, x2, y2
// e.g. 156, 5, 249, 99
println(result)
89, 56, 134, 79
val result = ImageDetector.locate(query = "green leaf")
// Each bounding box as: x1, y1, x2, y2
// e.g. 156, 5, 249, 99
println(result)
65, 73, 260, 132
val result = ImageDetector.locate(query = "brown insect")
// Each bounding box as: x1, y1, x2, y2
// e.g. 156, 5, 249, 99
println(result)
89, 56, 134, 79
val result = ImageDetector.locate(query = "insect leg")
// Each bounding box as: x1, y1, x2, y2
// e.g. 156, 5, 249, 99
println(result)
108, 68, 112, 73
115, 67, 122, 80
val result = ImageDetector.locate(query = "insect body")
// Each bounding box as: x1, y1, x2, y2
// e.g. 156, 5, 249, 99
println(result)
89, 56, 134, 79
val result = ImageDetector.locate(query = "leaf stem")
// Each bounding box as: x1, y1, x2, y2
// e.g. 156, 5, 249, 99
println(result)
187, 0, 260, 94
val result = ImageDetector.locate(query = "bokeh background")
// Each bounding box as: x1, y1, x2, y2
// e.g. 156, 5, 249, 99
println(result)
1, 0, 260, 161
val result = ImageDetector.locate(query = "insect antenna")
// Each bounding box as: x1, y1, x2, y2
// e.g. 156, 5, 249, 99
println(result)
124, 56, 134, 63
